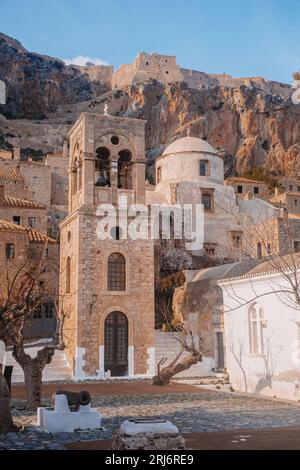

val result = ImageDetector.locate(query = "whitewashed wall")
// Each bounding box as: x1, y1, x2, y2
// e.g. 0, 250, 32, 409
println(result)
220, 272, 300, 401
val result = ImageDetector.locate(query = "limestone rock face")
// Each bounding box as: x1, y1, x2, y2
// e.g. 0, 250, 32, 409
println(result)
124, 82, 300, 178
0, 31, 300, 178
0, 32, 109, 119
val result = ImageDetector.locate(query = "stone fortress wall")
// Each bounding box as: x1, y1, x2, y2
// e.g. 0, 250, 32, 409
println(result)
76, 52, 291, 98
112, 53, 183, 88
76, 64, 113, 85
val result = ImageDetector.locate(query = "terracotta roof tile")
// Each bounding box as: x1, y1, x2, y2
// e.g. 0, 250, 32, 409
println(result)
0, 219, 26, 233
0, 219, 56, 244
0, 169, 24, 180
225, 177, 265, 184
28, 229, 56, 244
48, 152, 65, 158
218, 253, 300, 283
0, 195, 45, 209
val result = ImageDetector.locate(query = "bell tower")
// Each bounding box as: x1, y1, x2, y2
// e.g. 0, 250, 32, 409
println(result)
67, 111, 147, 213
60, 111, 155, 380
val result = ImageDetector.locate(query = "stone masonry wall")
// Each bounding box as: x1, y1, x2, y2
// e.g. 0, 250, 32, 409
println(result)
78, 213, 155, 376
113, 53, 183, 89
0, 206, 47, 233
59, 212, 80, 370
63, 211, 155, 377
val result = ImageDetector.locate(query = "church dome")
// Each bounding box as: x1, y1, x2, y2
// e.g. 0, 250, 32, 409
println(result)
162, 136, 218, 157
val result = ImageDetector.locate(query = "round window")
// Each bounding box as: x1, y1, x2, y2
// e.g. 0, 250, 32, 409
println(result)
110, 226, 122, 240
111, 135, 119, 145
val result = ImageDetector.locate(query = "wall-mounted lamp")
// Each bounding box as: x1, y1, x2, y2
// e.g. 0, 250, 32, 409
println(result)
90, 294, 98, 315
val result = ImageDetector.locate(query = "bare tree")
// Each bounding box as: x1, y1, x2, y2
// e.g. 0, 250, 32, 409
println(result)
0, 348, 17, 433
153, 294, 203, 385
207, 192, 300, 313
0, 237, 66, 411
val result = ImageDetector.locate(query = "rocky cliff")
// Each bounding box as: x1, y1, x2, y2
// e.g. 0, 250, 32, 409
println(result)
0, 32, 299, 178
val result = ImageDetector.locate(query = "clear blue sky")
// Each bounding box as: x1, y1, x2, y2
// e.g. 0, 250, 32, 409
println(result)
0, 0, 299, 83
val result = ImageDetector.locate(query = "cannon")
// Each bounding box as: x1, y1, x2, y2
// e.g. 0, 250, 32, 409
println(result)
54, 390, 91, 411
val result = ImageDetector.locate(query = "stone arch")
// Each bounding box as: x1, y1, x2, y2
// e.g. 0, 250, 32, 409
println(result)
94, 131, 137, 159
100, 306, 133, 345
118, 149, 133, 189
95, 146, 111, 186
107, 252, 126, 291
104, 311, 129, 376
71, 139, 81, 167
248, 302, 264, 355
103, 249, 130, 293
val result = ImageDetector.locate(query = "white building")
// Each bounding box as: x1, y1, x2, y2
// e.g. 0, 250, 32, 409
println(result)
147, 135, 277, 257
219, 256, 300, 401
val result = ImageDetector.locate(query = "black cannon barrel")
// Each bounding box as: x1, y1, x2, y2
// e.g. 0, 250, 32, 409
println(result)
55, 390, 91, 409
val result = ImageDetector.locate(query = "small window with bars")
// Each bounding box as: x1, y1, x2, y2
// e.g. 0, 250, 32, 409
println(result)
108, 253, 126, 291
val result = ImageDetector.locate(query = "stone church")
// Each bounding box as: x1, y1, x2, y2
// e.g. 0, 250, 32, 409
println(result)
59, 109, 278, 380
60, 112, 155, 379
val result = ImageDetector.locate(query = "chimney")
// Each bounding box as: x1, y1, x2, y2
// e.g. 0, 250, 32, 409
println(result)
0, 185, 4, 203
13, 147, 20, 160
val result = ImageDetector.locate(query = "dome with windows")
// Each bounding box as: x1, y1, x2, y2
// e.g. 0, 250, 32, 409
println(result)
162, 136, 219, 158
155, 135, 224, 186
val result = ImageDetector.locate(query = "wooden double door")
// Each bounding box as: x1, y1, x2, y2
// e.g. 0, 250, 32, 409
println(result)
104, 311, 128, 376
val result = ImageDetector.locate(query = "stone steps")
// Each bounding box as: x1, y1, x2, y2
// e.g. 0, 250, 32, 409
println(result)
154, 331, 216, 378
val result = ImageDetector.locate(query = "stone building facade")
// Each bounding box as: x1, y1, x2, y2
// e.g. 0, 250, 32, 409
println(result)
60, 112, 155, 379
0, 185, 47, 233
45, 148, 69, 206
0, 219, 58, 339
0, 166, 33, 201
225, 177, 269, 201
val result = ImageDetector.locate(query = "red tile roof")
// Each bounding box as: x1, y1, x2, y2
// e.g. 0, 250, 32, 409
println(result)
0, 219, 56, 244
0, 195, 45, 209
0, 169, 24, 180
28, 229, 56, 244
225, 177, 265, 184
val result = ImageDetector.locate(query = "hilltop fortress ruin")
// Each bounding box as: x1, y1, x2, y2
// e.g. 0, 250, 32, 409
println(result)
76, 52, 291, 97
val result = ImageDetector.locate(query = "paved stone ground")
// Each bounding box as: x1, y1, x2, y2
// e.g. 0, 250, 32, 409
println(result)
2, 388, 300, 450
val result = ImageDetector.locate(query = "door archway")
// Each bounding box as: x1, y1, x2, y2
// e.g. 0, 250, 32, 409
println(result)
104, 311, 128, 376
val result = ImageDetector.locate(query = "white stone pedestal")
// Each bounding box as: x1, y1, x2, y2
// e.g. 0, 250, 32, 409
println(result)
112, 419, 185, 450
37, 394, 101, 433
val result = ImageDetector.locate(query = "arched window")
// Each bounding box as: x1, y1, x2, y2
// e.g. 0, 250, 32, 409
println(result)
157, 166, 162, 183
249, 303, 264, 354
118, 150, 132, 189
108, 253, 126, 291
77, 160, 82, 191
72, 158, 78, 196
78, 157, 82, 191
95, 147, 110, 186
66, 257, 71, 294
